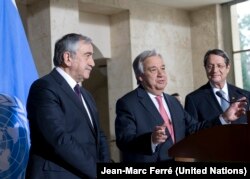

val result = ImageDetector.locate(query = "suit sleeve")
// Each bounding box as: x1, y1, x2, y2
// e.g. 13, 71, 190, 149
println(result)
98, 130, 111, 162
115, 98, 153, 155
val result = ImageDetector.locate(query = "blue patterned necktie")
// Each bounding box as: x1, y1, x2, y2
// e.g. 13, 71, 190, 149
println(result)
220, 90, 229, 112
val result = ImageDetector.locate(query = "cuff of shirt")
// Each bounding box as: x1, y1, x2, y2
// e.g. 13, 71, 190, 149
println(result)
151, 135, 158, 153
219, 114, 231, 125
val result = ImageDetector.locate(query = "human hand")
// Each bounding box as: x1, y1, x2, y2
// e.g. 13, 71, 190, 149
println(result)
222, 97, 247, 122
152, 123, 168, 145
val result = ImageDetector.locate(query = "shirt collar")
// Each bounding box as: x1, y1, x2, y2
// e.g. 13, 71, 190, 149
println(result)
56, 67, 78, 90
210, 82, 228, 95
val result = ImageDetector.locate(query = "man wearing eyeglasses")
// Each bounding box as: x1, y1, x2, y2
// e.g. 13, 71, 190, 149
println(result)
185, 48, 250, 125
115, 49, 247, 163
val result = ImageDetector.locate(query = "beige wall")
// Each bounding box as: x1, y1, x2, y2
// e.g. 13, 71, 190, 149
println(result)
17, 0, 228, 162
190, 5, 224, 89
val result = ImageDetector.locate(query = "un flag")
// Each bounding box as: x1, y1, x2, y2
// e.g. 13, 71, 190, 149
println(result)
0, 0, 38, 178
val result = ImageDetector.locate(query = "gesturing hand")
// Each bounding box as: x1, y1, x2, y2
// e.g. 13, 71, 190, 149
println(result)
152, 123, 168, 145
222, 97, 247, 122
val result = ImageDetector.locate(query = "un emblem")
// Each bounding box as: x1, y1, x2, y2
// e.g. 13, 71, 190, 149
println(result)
0, 94, 30, 179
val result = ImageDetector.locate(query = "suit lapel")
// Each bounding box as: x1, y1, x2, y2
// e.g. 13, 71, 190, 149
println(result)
202, 83, 223, 113
137, 86, 163, 125
137, 86, 173, 140
80, 88, 98, 134
228, 84, 242, 102
51, 69, 81, 106
50, 69, 96, 136
201, 82, 240, 114
227, 84, 246, 124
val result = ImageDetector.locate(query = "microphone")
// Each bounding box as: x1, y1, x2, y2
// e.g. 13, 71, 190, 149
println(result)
215, 91, 233, 104
216, 90, 249, 124
215, 91, 247, 103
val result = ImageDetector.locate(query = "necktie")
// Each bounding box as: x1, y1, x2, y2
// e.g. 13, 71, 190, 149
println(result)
155, 96, 175, 143
74, 84, 82, 100
220, 90, 229, 112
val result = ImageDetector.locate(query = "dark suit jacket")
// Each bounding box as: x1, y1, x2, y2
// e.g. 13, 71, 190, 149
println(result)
115, 85, 218, 162
25, 69, 110, 179
185, 82, 250, 124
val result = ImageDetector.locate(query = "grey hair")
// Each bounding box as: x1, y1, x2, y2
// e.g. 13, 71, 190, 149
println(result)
132, 49, 162, 84
53, 33, 92, 67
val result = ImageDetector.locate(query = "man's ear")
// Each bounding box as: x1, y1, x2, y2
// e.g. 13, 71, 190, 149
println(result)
63, 51, 72, 66
138, 75, 143, 82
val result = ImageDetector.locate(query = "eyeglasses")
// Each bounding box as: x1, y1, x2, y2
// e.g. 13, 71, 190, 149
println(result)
205, 64, 227, 71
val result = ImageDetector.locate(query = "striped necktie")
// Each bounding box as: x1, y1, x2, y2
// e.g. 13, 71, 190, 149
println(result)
220, 90, 229, 112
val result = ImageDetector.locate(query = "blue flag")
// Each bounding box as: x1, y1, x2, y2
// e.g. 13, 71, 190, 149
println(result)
0, 0, 38, 178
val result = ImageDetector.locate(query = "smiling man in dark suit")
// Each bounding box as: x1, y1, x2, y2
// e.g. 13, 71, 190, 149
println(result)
115, 49, 246, 163
25, 33, 110, 179
185, 49, 250, 125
